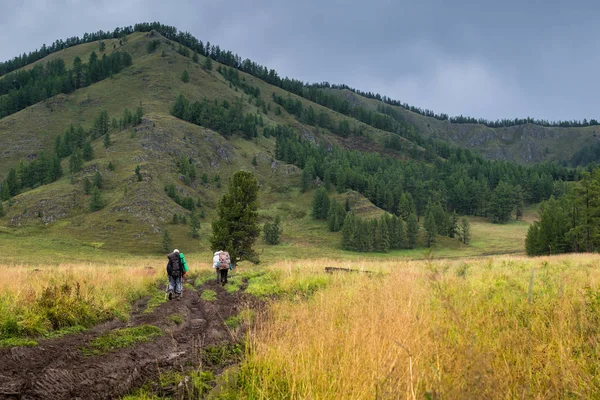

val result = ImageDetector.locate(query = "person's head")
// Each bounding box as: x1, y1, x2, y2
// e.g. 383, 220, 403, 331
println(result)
173, 249, 180, 253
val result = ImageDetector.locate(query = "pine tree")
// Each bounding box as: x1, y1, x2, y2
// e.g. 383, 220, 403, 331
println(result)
0, 200, 4, 217
69, 148, 83, 174
181, 70, 190, 83
162, 229, 173, 253
264, 215, 282, 245
341, 213, 358, 251
172, 213, 179, 224
202, 56, 212, 71
210, 171, 260, 265
82, 141, 94, 161
424, 210, 437, 247
461, 218, 471, 245
93, 171, 103, 189
192, 51, 199, 63
83, 177, 92, 194
89, 186, 104, 211
190, 211, 201, 238
103, 132, 111, 148
489, 181, 515, 223
0, 183, 10, 201
312, 187, 330, 219
406, 213, 419, 249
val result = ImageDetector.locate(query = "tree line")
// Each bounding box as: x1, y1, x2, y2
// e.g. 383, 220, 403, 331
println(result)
0, 51, 132, 119
1, 106, 143, 202
526, 169, 600, 255
272, 126, 576, 224
4, 22, 598, 131
171, 94, 263, 139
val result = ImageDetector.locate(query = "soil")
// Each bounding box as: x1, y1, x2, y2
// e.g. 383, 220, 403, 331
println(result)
0, 279, 254, 400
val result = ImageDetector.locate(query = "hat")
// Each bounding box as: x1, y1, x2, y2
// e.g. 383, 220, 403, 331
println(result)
173, 249, 180, 253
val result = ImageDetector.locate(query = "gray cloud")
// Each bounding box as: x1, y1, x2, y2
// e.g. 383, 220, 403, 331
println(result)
1, 0, 599, 121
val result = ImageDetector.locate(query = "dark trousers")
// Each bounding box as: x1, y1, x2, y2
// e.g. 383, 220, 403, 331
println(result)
218, 268, 228, 284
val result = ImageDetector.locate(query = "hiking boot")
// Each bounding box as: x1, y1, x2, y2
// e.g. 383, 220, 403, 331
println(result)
176, 293, 182, 301
168, 291, 173, 300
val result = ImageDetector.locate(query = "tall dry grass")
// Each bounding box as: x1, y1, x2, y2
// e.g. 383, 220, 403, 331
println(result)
0, 261, 163, 339
238, 255, 600, 399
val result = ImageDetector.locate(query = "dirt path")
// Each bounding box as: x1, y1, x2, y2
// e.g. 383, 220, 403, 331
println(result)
0, 279, 251, 400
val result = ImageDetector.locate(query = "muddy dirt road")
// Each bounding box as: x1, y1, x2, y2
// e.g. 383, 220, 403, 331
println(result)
0, 279, 251, 400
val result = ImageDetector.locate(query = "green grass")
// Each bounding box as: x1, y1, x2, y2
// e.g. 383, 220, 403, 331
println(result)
82, 324, 162, 355
224, 310, 255, 330
143, 286, 169, 314
168, 314, 184, 325
44, 325, 87, 338
200, 290, 217, 301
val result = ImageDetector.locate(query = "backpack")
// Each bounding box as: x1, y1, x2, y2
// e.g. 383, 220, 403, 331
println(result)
168, 252, 182, 277
218, 251, 231, 270
179, 253, 189, 273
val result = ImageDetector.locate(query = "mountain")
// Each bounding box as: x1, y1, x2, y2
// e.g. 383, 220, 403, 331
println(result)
0, 24, 583, 256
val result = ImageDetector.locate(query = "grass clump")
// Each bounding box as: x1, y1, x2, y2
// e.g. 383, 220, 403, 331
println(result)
82, 324, 162, 355
200, 290, 217, 302
224, 309, 255, 330
203, 343, 243, 367
194, 269, 216, 287
168, 314, 184, 325
144, 286, 168, 314
44, 325, 87, 338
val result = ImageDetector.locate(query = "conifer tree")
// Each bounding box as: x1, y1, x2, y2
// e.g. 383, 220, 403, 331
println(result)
210, 171, 260, 264
312, 187, 330, 220
406, 213, 419, 249
461, 217, 471, 245
69, 148, 83, 174
83, 177, 92, 194
264, 215, 283, 245
89, 186, 104, 211
190, 211, 201, 238
181, 70, 190, 83
162, 229, 173, 253
82, 141, 94, 161
0, 200, 4, 217
424, 209, 437, 247
93, 171, 103, 189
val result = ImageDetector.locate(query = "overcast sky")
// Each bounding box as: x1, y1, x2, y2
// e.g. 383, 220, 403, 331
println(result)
1, 0, 598, 121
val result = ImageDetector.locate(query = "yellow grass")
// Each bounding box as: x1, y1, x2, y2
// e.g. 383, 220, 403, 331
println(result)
0, 260, 166, 339
236, 255, 600, 399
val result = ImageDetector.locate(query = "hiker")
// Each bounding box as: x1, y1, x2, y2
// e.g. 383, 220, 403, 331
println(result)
166, 249, 186, 300
213, 250, 222, 283
216, 250, 232, 286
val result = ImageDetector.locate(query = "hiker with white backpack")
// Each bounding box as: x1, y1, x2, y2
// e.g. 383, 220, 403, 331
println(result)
213, 250, 232, 286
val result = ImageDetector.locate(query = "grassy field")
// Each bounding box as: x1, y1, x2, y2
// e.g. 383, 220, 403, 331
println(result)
224, 255, 600, 399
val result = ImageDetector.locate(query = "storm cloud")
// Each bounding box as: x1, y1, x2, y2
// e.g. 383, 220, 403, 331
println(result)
1, 0, 599, 121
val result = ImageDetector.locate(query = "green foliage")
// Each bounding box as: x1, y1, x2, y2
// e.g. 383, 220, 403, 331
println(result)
82, 325, 162, 355
181, 70, 190, 83
162, 230, 173, 253
460, 218, 471, 245
312, 187, 330, 220
0, 337, 38, 348
210, 171, 260, 265
264, 215, 282, 245
424, 209, 437, 247
0, 200, 4, 217
327, 199, 347, 232
103, 131, 111, 148
171, 94, 258, 138
0, 52, 132, 119
406, 213, 419, 249
69, 148, 83, 174
189, 211, 201, 239
83, 177, 92, 194
200, 290, 217, 302
175, 155, 196, 183
93, 171, 103, 189
169, 314, 184, 325
202, 56, 212, 71
82, 141, 94, 161
147, 39, 160, 54
89, 186, 104, 211
489, 181, 516, 223
107, 161, 115, 171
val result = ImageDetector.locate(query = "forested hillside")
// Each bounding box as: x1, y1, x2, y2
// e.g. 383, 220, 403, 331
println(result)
0, 23, 595, 255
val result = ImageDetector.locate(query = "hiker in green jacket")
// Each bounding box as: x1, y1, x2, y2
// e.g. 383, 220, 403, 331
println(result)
166, 249, 189, 300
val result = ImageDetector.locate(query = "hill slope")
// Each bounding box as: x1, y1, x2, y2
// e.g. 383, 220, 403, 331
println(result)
329, 89, 600, 164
